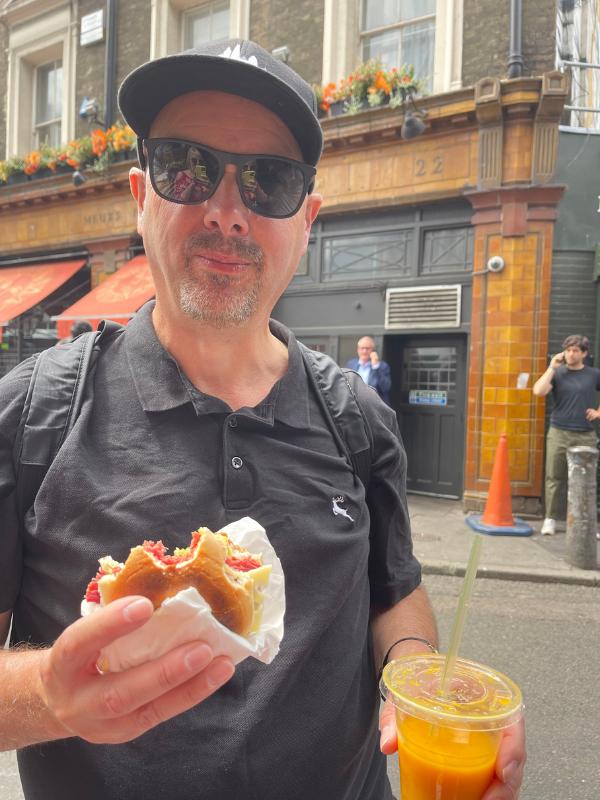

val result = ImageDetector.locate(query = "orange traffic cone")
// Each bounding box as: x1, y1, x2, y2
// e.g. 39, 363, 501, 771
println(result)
481, 435, 514, 527
466, 434, 533, 536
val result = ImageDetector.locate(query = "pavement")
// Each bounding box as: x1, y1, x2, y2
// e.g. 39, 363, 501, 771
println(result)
408, 493, 600, 586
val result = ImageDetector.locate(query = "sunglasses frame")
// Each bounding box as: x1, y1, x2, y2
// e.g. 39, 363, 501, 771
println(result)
142, 137, 316, 219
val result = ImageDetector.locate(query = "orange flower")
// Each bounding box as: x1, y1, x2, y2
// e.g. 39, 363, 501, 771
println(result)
91, 129, 108, 156
320, 82, 337, 111
374, 71, 391, 94
24, 151, 41, 175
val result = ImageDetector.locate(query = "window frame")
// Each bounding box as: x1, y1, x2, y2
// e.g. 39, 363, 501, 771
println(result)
322, 0, 463, 96
34, 58, 64, 148
151, 0, 250, 59
360, 5, 437, 91
182, 0, 230, 49
4, 1, 75, 157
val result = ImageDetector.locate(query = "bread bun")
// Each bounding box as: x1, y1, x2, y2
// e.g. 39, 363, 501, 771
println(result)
93, 528, 269, 637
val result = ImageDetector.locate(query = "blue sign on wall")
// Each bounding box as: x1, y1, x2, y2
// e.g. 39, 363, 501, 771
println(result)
409, 389, 448, 406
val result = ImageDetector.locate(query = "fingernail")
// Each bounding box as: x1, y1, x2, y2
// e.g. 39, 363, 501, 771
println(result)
502, 760, 519, 787
183, 644, 211, 672
207, 660, 234, 689
122, 598, 152, 623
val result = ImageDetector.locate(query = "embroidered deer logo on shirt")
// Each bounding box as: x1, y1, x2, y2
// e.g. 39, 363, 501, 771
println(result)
332, 496, 354, 522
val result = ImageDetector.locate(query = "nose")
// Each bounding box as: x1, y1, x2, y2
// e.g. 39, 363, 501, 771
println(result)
201, 164, 250, 237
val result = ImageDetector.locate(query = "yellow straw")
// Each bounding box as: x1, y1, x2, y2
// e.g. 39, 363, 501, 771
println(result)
440, 533, 483, 696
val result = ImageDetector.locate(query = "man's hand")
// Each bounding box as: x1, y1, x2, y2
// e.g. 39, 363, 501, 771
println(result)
379, 704, 526, 799
549, 352, 565, 370
585, 407, 600, 421
370, 351, 380, 367
482, 717, 526, 800
38, 595, 234, 745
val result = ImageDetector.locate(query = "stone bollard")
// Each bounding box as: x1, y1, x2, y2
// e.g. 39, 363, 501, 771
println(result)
566, 446, 599, 570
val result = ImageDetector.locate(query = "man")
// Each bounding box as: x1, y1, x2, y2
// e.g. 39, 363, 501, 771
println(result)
346, 335, 392, 404
533, 334, 600, 535
0, 40, 524, 800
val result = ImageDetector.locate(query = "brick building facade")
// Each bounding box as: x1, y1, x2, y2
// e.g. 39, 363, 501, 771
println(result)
0, 0, 597, 513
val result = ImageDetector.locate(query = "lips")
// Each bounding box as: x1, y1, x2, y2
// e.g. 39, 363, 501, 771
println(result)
192, 252, 252, 273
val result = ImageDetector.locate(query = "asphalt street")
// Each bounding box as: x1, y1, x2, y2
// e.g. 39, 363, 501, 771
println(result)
2, 574, 598, 799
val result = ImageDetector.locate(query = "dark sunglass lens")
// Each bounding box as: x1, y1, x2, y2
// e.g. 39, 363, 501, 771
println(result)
151, 142, 219, 203
241, 158, 306, 217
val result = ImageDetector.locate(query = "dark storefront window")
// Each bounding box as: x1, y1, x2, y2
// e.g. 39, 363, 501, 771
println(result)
421, 227, 473, 274
322, 230, 413, 281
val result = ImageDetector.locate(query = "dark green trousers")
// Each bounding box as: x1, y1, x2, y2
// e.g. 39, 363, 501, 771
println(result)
544, 426, 598, 519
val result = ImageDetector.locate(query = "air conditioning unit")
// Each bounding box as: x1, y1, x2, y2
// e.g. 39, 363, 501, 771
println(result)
385, 284, 461, 330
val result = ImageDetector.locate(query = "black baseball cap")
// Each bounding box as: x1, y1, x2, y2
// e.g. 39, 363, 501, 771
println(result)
118, 39, 323, 167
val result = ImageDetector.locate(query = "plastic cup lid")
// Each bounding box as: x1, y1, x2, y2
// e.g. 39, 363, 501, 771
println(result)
380, 654, 522, 731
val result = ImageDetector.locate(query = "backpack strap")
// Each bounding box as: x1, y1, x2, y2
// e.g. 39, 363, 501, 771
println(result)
14, 320, 124, 523
299, 343, 372, 489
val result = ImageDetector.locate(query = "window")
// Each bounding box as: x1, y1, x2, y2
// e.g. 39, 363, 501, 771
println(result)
3, 2, 75, 156
421, 227, 473, 274
151, 0, 249, 59
322, 0, 463, 96
557, 0, 600, 129
361, 0, 436, 91
35, 60, 63, 147
322, 230, 413, 281
183, 1, 229, 48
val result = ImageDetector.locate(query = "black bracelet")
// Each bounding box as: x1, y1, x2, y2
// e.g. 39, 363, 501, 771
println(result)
377, 637, 437, 684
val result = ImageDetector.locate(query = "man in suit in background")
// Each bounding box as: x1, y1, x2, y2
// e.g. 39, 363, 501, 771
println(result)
347, 336, 392, 405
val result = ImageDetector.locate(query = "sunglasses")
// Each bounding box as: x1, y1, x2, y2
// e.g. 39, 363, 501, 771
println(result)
142, 138, 316, 219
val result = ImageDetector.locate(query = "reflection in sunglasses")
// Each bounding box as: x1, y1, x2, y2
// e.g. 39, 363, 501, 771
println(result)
144, 138, 316, 219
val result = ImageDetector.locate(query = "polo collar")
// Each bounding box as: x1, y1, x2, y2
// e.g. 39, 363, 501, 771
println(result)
124, 301, 310, 428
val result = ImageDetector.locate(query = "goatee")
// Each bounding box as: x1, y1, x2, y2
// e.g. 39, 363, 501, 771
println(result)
180, 232, 264, 328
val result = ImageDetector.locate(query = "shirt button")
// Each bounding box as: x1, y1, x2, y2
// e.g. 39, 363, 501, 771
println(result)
231, 456, 243, 469
228, 416, 238, 428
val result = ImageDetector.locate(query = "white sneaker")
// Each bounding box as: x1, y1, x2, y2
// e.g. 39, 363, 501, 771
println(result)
541, 518, 556, 536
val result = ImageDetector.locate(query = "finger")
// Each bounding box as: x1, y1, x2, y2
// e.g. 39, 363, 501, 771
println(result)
378, 699, 397, 754
90, 641, 215, 720
116, 656, 235, 743
488, 719, 526, 798
50, 597, 154, 677
481, 777, 518, 800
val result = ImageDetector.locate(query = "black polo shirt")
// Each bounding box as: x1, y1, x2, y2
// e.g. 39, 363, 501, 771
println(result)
0, 302, 421, 800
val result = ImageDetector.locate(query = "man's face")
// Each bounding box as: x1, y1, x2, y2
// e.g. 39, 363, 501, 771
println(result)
129, 90, 321, 329
357, 338, 374, 363
564, 345, 585, 367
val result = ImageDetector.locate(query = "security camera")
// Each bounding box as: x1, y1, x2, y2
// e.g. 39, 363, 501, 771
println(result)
487, 255, 505, 273
72, 170, 87, 187
79, 96, 99, 120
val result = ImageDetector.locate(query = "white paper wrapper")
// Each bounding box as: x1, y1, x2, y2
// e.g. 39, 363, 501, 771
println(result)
81, 517, 285, 673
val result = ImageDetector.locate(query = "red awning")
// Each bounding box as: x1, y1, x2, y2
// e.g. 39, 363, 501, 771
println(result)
53, 255, 155, 340
0, 260, 86, 326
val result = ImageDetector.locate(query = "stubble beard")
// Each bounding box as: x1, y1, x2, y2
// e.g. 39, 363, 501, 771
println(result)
179, 232, 265, 328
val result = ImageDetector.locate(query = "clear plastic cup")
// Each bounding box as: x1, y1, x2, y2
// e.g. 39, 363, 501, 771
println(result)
380, 654, 523, 800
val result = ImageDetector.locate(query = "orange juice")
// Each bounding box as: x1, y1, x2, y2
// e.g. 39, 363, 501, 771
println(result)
380, 655, 522, 800
397, 714, 499, 800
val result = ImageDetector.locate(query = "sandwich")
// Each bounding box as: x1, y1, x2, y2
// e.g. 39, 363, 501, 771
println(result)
83, 527, 272, 637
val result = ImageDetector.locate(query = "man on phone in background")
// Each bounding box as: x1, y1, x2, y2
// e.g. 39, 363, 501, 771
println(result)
346, 336, 392, 405
533, 334, 600, 535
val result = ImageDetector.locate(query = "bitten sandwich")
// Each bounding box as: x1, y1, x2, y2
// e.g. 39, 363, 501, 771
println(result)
84, 527, 272, 637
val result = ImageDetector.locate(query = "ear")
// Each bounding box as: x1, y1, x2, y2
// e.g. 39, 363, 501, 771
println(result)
300, 192, 322, 252
129, 167, 147, 236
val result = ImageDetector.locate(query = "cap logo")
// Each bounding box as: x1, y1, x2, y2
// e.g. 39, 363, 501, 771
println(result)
218, 44, 265, 71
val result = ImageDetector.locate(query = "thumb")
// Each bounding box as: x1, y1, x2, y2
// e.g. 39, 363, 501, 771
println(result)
379, 699, 397, 754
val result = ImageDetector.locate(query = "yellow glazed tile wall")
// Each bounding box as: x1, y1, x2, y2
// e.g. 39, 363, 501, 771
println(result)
466, 224, 552, 496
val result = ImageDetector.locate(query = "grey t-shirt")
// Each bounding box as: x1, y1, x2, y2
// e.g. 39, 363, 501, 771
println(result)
0, 302, 421, 800
550, 365, 600, 431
